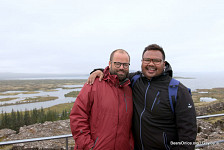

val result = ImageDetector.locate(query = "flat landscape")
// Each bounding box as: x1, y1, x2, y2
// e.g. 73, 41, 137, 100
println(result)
0, 79, 86, 114
0, 79, 223, 123
0, 79, 86, 92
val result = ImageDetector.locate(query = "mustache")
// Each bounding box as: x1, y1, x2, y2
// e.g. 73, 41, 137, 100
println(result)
145, 66, 156, 69
117, 69, 128, 74
118, 69, 125, 72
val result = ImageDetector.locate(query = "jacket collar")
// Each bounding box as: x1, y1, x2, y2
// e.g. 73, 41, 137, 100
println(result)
103, 66, 130, 87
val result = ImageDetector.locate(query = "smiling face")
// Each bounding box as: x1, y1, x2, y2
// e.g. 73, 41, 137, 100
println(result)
109, 51, 130, 81
141, 50, 165, 80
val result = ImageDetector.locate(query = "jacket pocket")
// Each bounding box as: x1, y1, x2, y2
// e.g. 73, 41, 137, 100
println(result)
163, 132, 170, 150
123, 93, 132, 113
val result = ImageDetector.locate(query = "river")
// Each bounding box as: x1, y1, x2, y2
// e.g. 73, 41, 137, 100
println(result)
0, 85, 83, 113
0, 72, 224, 113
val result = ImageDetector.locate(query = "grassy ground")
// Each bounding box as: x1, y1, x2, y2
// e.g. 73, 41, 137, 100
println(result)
0, 97, 18, 102
61, 86, 83, 89
64, 91, 80, 97
207, 109, 224, 126
0, 79, 83, 115
0, 79, 86, 92
46, 102, 74, 113
192, 88, 224, 106
0, 91, 39, 96
192, 88, 224, 128
0, 96, 58, 107
0, 79, 84, 106
21, 96, 58, 102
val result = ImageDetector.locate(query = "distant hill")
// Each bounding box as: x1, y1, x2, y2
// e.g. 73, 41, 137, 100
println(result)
0, 72, 89, 80
0, 70, 139, 80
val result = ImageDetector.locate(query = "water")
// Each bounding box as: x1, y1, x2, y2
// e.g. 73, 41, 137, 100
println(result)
0, 73, 89, 80
1, 72, 224, 113
200, 97, 217, 102
174, 72, 224, 91
0, 85, 83, 113
174, 72, 224, 102
17, 76, 88, 80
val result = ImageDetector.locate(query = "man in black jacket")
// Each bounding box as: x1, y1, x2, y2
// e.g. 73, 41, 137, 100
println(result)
88, 44, 197, 150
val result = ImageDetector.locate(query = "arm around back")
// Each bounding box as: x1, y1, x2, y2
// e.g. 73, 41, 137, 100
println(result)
87, 69, 104, 85
128, 71, 141, 80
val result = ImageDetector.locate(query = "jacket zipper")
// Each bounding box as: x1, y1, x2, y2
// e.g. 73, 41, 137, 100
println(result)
163, 132, 170, 150
151, 91, 160, 111
93, 137, 98, 148
140, 81, 150, 150
114, 87, 120, 149
124, 93, 127, 112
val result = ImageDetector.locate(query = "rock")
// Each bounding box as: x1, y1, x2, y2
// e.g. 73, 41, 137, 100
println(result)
214, 119, 224, 130
4, 119, 75, 150
196, 101, 224, 116
0, 128, 16, 138
1, 117, 223, 149
196, 119, 224, 150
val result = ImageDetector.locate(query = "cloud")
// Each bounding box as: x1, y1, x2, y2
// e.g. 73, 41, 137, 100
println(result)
0, 0, 224, 73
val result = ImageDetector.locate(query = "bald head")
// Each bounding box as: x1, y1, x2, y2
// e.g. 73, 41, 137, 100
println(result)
110, 49, 130, 62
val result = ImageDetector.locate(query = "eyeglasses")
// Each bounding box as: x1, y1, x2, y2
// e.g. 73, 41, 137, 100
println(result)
112, 62, 130, 69
142, 58, 163, 65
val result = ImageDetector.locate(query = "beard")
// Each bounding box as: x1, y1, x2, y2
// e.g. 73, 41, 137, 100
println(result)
110, 68, 129, 81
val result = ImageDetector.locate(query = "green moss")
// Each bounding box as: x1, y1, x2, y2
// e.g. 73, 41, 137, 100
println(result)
46, 102, 74, 113
0, 97, 18, 102
21, 96, 58, 102
193, 88, 224, 107
64, 91, 80, 97
0, 79, 86, 92
0, 96, 58, 107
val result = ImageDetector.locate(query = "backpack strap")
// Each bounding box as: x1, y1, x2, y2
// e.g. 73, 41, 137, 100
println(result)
168, 78, 180, 113
131, 74, 141, 88
188, 88, 192, 96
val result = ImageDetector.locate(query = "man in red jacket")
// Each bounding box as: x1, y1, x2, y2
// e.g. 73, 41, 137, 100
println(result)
70, 49, 134, 150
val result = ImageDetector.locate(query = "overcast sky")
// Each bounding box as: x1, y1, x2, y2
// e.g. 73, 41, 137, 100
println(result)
0, 0, 224, 74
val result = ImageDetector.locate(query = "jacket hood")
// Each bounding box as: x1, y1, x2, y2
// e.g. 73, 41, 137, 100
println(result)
103, 66, 130, 87
163, 61, 173, 77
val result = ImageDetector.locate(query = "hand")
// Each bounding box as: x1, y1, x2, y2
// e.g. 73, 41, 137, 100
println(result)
87, 70, 104, 85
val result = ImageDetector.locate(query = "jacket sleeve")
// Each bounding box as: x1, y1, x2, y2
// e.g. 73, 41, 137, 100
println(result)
90, 68, 104, 74
175, 83, 197, 150
128, 71, 141, 80
70, 83, 95, 150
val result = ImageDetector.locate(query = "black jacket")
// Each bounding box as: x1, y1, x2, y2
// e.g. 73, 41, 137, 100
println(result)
129, 62, 197, 150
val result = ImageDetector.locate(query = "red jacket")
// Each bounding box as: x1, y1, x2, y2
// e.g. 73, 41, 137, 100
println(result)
70, 66, 134, 150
